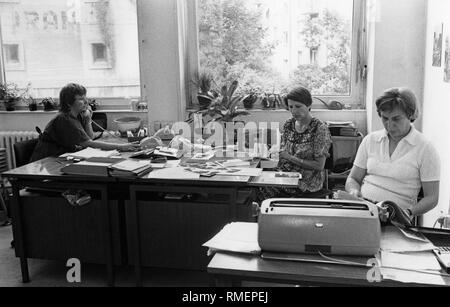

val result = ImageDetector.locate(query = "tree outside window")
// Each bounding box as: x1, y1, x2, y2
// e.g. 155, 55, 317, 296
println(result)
197, 0, 356, 104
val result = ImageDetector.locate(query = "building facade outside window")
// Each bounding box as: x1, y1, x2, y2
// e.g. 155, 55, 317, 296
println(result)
0, 0, 141, 105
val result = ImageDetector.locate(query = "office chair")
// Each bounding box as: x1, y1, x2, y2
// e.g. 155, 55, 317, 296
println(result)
13, 138, 39, 168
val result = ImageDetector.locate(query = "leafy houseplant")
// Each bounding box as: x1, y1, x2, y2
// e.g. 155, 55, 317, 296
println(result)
242, 89, 259, 110
27, 97, 38, 111
88, 98, 99, 111
0, 82, 29, 111
41, 97, 58, 111
194, 70, 217, 110
198, 80, 249, 123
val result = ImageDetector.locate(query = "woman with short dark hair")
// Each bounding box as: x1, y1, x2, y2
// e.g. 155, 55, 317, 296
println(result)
344, 87, 440, 218
30, 83, 140, 162
262, 86, 332, 198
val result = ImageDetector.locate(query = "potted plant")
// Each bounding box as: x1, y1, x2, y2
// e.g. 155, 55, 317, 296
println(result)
88, 98, 99, 111
242, 88, 260, 110
41, 97, 58, 111
198, 80, 249, 122
0, 82, 30, 111
194, 70, 217, 110
27, 97, 38, 111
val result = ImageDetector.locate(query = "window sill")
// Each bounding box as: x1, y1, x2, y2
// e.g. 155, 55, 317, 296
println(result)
0, 109, 148, 114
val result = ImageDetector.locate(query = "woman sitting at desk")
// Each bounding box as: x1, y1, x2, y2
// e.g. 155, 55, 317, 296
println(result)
261, 86, 332, 199
343, 87, 440, 218
30, 83, 140, 162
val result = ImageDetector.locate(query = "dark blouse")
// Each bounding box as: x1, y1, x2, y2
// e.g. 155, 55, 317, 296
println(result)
278, 117, 332, 192
30, 112, 91, 162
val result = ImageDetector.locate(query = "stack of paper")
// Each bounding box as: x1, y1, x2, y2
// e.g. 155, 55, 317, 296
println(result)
110, 159, 153, 178
202, 222, 261, 255
61, 157, 124, 177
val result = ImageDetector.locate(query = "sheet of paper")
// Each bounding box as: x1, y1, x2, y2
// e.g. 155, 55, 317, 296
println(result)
216, 168, 263, 177
166, 160, 181, 168
381, 251, 442, 271
147, 167, 200, 179
380, 266, 446, 285
202, 222, 261, 255
60, 147, 119, 159
380, 226, 435, 253
397, 227, 431, 243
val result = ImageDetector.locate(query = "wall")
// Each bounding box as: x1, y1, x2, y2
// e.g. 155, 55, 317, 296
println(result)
0, 110, 148, 132
366, 0, 427, 133
137, 0, 188, 133
422, 0, 450, 223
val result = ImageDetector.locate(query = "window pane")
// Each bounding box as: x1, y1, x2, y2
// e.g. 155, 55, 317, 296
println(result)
4, 44, 20, 63
198, 0, 354, 97
92, 43, 107, 62
0, 0, 141, 99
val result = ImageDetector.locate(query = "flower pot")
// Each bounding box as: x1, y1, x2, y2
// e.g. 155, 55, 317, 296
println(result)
197, 94, 213, 110
243, 95, 257, 109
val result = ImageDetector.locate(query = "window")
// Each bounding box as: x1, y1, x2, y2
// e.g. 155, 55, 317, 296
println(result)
92, 43, 107, 63
2, 41, 25, 71
0, 0, 141, 103
194, 0, 367, 109
4, 44, 19, 63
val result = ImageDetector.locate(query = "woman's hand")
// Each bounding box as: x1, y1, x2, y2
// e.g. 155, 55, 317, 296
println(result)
279, 151, 292, 162
81, 105, 93, 122
117, 143, 141, 152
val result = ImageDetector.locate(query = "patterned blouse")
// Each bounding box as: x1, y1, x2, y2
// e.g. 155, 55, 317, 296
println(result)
277, 117, 332, 193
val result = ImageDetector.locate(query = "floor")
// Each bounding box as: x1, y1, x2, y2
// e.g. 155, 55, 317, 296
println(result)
0, 224, 212, 287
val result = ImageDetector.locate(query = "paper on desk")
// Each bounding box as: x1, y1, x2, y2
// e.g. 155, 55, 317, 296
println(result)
202, 222, 261, 255
216, 168, 263, 177
380, 226, 435, 253
380, 267, 446, 285
60, 147, 120, 159
147, 167, 200, 179
381, 251, 442, 272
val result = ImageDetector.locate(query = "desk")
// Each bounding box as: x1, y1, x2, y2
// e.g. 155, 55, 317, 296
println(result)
1, 156, 297, 286
208, 252, 450, 287
2, 158, 123, 286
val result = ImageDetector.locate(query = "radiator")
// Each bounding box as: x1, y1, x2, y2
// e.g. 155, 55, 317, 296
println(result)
0, 131, 39, 170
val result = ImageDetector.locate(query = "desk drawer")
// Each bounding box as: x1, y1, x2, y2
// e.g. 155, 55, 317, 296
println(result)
17, 190, 124, 265
126, 189, 254, 270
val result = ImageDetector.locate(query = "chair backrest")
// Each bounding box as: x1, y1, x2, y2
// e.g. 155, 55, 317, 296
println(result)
92, 112, 107, 132
13, 138, 39, 167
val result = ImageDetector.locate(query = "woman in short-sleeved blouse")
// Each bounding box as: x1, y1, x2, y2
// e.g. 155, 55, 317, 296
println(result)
261, 87, 331, 199
344, 87, 440, 218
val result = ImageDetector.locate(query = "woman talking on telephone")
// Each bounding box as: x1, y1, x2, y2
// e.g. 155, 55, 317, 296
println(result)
30, 83, 140, 162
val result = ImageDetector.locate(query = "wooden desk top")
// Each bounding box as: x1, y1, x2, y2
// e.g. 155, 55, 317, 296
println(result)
208, 252, 450, 287
0, 152, 297, 188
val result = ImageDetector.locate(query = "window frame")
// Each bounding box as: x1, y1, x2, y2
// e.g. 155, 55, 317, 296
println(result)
0, 0, 139, 109
186, 0, 368, 110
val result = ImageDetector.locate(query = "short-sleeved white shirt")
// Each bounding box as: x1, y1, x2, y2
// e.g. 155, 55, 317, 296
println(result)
353, 126, 440, 210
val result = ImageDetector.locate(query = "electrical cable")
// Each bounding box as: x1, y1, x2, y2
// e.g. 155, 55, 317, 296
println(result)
317, 252, 450, 278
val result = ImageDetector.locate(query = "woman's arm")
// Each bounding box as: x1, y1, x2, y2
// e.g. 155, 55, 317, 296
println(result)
80, 107, 94, 139
279, 151, 326, 171
408, 181, 440, 217
345, 166, 367, 198
80, 140, 140, 152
